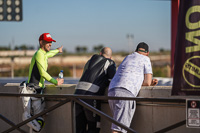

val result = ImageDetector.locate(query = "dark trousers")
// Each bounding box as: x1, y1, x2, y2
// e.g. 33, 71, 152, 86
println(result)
75, 99, 101, 133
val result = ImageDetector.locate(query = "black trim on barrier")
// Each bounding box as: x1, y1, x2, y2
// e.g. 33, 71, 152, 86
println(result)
0, 93, 187, 103
0, 93, 192, 133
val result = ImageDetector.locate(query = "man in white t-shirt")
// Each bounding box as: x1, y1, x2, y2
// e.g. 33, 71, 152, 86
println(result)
108, 42, 158, 133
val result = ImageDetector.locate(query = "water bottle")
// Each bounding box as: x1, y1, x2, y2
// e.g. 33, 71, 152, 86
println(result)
59, 70, 63, 79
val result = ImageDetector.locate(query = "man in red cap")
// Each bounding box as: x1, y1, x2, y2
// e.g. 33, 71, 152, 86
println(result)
21, 33, 64, 132
29, 33, 64, 88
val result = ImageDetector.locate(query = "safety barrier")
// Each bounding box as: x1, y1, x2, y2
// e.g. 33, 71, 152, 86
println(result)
0, 84, 200, 133
0, 92, 190, 133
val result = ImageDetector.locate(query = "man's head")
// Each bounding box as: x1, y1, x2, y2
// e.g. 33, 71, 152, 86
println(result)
100, 47, 112, 59
39, 33, 56, 52
135, 42, 149, 56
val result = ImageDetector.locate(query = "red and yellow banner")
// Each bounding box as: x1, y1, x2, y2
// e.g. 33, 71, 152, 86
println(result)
172, 0, 200, 95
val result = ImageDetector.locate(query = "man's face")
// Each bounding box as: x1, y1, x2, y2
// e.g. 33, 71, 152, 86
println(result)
41, 40, 52, 52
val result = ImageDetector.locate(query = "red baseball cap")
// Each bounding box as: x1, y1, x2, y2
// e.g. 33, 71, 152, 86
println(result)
39, 33, 56, 42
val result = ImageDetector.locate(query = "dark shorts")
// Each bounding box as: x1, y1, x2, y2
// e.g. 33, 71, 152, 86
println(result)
75, 99, 101, 133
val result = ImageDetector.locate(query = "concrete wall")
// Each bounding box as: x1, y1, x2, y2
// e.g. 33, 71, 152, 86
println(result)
0, 83, 199, 133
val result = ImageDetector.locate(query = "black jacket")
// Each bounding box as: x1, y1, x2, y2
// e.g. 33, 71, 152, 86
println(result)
74, 54, 116, 95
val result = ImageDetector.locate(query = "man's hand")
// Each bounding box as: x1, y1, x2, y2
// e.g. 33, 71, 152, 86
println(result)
151, 79, 158, 86
57, 46, 63, 53
56, 78, 64, 85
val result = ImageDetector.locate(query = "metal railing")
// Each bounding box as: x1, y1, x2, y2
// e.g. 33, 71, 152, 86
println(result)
0, 93, 188, 133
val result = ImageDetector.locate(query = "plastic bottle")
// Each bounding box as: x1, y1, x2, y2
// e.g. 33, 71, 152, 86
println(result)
59, 70, 63, 79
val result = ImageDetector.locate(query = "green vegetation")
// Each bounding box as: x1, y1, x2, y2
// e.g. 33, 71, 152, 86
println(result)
0, 44, 171, 78
2, 64, 170, 78
14, 44, 34, 50
13, 65, 71, 77
153, 66, 170, 77
74, 44, 104, 54
0, 45, 35, 51
14, 66, 29, 77
0, 46, 11, 51
75, 46, 88, 53
150, 49, 170, 56
47, 65, 71, 77
93, 44, 104, 53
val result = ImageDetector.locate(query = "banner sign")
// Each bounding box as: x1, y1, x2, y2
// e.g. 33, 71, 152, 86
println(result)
186, 99, 200, 128
172, 0, 200, 95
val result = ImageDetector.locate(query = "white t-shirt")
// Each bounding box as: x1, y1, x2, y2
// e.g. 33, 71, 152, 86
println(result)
109, 52, 152, 97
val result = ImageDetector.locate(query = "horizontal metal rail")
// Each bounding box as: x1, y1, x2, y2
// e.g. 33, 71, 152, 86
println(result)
0, 93, 188, 103
137, 103, 185, 107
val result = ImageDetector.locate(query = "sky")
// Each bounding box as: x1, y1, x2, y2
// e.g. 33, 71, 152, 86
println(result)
0, 0, 171, 53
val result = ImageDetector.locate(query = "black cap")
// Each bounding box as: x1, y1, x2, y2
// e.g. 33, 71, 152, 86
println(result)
136, 42, 149, 53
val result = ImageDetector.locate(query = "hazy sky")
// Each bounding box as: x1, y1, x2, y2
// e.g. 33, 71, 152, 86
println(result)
0, 0, 171, 52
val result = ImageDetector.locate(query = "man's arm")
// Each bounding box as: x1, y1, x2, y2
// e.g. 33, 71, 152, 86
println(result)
36, 52, 63, 85
142, 56, 158, 86
46, 49, 59, 58
57, 46, 63, 53
142, 74, 152, 86
36, 59, 64, 85
142, 74, 158, 86
46, 45, 63, 58
36, 61, 57, 85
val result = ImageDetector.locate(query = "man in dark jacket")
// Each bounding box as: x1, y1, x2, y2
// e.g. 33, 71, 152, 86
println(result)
74, 47, 116, 133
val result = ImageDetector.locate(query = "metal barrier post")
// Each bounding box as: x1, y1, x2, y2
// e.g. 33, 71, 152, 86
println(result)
71, 100, 75, 133
73, 98, 137, 133
155, 120, 186, 133
2, 99, 70, 133
0, 114, 26, 133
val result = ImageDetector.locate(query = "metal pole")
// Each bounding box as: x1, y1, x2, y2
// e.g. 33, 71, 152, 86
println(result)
73, 98, 137, 133
171, 0, 180, 77
3, 99, 70, 133
73, 64, 76, 78
155, 120, 186, 133
0, 114, 26, 133
71, 100, 75, 133
11, 56, 14, 78
127, 34, 134, 54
